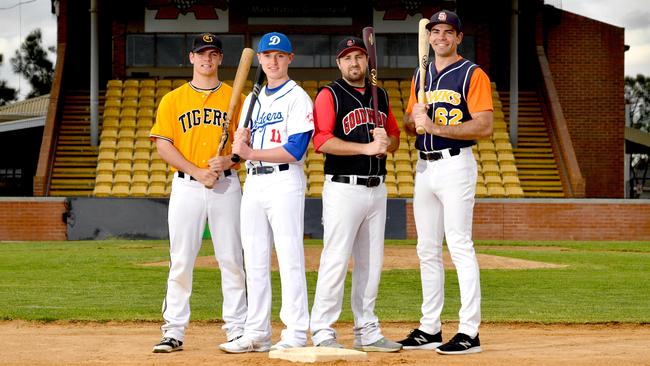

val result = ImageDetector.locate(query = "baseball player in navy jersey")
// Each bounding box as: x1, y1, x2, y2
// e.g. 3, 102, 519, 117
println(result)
397, 10, 493, 355
219, 32, 314, 353
309, 37, 402, 352
150, 33, 247, 353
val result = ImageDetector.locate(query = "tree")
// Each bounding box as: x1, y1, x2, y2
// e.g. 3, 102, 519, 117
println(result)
625, 74, 650, 132
0, 53, 17, 106
10, 29, 55, 99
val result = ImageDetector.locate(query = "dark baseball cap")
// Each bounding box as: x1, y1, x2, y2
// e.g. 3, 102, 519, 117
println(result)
335, 37, 367, 58
426, 10, 462, 32
192, 33, 222, 53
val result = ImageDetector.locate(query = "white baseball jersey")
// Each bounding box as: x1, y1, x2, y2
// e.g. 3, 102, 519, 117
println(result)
238, 79, 314, 346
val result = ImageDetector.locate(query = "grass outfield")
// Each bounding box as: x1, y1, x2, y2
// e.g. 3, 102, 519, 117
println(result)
0, 240, 649, 323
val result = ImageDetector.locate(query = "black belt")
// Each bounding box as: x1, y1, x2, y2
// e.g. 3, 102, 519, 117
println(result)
419, 147, 461, 161
178, 170, 231, 181
248, 163, 290, 175
331, 175, 384, 187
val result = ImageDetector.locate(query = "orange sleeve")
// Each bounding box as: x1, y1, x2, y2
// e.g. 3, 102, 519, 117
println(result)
467, 68, 493, 114
405, 76, 417, 115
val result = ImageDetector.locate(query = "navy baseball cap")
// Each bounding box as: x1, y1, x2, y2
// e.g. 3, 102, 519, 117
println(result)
336, 37, 367, 58
258, 32, 293, 53
426, 10, 462, 32
192, 33, 222, 53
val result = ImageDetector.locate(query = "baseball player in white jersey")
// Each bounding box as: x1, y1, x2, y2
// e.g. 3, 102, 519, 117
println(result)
150, 33, 247, 353
219, 32, 314, 353
309, 37, 402, 352
398, 10, 493, 355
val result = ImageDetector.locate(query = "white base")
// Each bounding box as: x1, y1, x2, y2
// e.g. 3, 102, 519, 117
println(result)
269, 346, 368, 363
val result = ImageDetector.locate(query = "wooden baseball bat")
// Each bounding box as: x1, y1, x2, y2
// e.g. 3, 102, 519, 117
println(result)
416, 18, 430, 135
362, 26, 382, 129
216, 48, 255, 157
231, 64, 266, 163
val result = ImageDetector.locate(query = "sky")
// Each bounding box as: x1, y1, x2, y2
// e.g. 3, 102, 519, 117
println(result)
0, 0, 648, 100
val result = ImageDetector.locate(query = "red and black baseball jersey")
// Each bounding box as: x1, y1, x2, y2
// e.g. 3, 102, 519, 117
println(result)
313, 79, 400, 176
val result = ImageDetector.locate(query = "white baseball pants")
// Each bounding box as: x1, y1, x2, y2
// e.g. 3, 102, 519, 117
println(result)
161, 172, 247, 342
412, 147, 481, 338
310, 177, 387, 346
240, 165, 310, 346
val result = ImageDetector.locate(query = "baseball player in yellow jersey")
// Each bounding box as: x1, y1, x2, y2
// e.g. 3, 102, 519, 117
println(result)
150, 33, 247, 353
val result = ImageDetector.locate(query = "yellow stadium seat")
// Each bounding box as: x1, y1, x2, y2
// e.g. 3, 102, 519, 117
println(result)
134, 139, 152, 152
308, 184, 323, 197
399, 80, 411, 89
121, 108, 137, 119
122, 98, 139, 109
475, 184, 488, 198
100, 129, 118, 141
487, 185, 506, 198
140, 79, 156, 89
385, 174, 396, 184
150, 161, 168, 173
93, 182, 112, 197
132, 162, 149, 174
505, 186, 525, 198
480, 152, 497, 164
115, 150, 133, 162
395, 161, 412, 172
96, 161, 114, 174
97, 150, 116, 162
123, 79, 139, 89
129, 184, 148, 197
107, 80, 122, 88
137, 108, 154, 119
302, 80, 318, 88
133, 150, 151, 163
99, 139, 116, 153
477, 140, 495, 152
156, 88, 171, 98
398, 183, 414, 197
120, 117, 137, 129
502, 175, 521, 187
139, 97, 155, 109
172, 79, 187, 89
397, 173, 414, 184
150, 172, 167, 184
500, 164, 518, 176
498, 152, 516, 164
139, 88, 155, 99
104, 98, 121, 108
386, 183, 398, 198
123, 87, 139, 99
103, 107, 120, 119
105, 88, 122, 98
157, 79, 172, 89
495, 142, 513, 153
493, 131, 509, 142
482, 163, 500, 176
147, 183, 165, 196
383, 80, 399, 89
308, 172, 325, 183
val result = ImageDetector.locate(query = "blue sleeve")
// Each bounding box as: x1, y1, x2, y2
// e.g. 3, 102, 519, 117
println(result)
283, 131, 313, 161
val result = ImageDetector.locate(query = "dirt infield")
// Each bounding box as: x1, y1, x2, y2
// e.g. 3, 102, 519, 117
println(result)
3, 321, 649, 365
144, 246, 567, 271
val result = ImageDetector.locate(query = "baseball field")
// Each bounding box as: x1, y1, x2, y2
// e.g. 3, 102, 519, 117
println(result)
1, 239, 649, 365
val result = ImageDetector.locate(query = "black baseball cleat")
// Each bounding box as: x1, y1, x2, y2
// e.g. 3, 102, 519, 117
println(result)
398, 329, 442, 350
435, 333, 482, 355
152, 337, 183, 353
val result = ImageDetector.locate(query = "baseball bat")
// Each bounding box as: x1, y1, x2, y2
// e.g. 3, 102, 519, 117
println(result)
362, 26, 382, 129
216, 48, 255, 157
231, 64, 266, 163
416, 18, 430, 135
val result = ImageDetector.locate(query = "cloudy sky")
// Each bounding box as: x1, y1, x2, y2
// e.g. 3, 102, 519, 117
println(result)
0, 0, 648, 100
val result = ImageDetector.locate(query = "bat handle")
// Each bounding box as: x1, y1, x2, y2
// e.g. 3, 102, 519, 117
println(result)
231, 154, 241, 163
416, 126, 426, 135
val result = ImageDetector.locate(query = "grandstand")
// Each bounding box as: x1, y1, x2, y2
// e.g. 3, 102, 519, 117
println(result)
10, 0, 624, 202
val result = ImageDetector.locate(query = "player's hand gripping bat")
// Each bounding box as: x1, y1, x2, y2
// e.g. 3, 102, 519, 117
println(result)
416, 18, 430, 135
205, 48, 254, 188
231, 65, 266, 163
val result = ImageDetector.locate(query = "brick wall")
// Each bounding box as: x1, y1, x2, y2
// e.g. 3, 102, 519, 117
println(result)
0, 198, 68, 241
406, 200, 650, 241
545, 11, 625, 198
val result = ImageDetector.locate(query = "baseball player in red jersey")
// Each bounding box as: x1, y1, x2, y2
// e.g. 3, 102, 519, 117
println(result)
150, 33, 247, 353
397, 10, 493, 354
310, 37, 402, 352
219, 32, 314, 353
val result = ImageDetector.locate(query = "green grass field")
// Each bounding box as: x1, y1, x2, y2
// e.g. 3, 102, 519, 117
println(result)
1, 240, 649, 323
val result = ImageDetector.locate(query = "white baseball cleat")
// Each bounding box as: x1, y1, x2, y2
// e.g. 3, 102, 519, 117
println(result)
219, 336, 271, 353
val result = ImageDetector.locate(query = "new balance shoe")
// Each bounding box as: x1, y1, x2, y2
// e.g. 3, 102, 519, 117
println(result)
436, 333, 482, 355
353, 337, 402, 353
219, 336, 271, 353
398, 329, 443, 350
316, 338, 344, 349
152, 337, 183, 353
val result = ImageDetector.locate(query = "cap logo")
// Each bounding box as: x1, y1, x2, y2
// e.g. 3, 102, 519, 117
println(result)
203, 34, 213, 42
347, 39, 354, 46
438, 12, 447, 21
269, 35, 281, 45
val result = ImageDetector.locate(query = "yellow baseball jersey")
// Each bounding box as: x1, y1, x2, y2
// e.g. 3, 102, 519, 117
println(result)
150, 82, 244, 171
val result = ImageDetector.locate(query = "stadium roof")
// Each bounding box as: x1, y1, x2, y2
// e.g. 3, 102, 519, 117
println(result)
0, 94, 49, 132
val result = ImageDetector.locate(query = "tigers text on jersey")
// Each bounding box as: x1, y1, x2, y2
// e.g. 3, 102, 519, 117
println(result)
238, 80, 314, 168
150, 82, 243, 170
